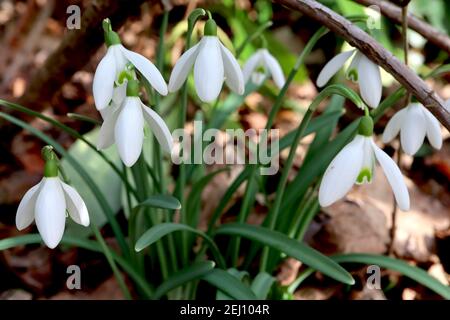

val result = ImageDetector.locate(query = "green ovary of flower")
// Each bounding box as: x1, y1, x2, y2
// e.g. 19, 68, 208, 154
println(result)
356, 167, 372, 184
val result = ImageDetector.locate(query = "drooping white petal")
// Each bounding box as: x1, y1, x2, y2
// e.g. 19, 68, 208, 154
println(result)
219, 42, 245, 94
120, 46, 168, 96
35, 178, 67, 249
97, 105, 121, 150
99, 84, 124, 120
316, 50, 355, 87
140, 102, 173, 153
358, 54, 382, 108
194, 36, 224, 102
168, 42, 201, 92
111, 45, 128, 75
243, 51, 263, 84
115, 97, 145, 167
262, 49, 285, 89
422, 106, 443, 150
16, 181, 42, 230
400, 103, 427, 155
61, 182, 89, 227
93, 47, 116, 110
371, 141, 410, 211
382, 108, 406, 143
318, 135, 365, 207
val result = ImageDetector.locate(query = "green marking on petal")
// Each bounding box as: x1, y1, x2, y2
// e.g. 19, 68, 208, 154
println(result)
347, 68, 358, 82
356, 167, 372, 184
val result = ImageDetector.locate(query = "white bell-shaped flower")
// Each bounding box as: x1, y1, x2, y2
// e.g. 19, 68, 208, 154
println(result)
93, 22, 167, 111
97, 79, 173, 167
242, 48, 285, 89
319, 117, 410, 211
316, 49, 382, 109
16, 149, 89, 249
168, 19, 244, 102
382, 102, 442, 156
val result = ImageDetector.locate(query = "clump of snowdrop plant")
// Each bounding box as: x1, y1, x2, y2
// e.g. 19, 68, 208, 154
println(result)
382, 102, 442, 155
243, 48, 285, 89
15, 146, 89, 249
168, 17, 244, 102
93, 19, 168, 111
319, 115, 410, 211
97, 78, 173, 167
316, 49, 382, 109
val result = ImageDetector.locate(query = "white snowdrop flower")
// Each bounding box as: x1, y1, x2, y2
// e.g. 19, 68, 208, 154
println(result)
382, 102, 442, 156
316, 49, 382, 109
168, 19, 244, 102
97, 79, 173, 167
16, 148, 89, 249
93, 21, 167, 111
242, 48, 285, 89
319, 116, 410, 211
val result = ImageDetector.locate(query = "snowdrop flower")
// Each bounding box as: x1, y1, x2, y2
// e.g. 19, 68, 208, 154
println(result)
16, 147, 89, 249
97, 79, 173, 167
316, 50, 382, 108
168, 19, 244, 102
382, 102, 442, 155
93, 19, 167, 111
319, 116, 410, 211
243, 48, 285, 89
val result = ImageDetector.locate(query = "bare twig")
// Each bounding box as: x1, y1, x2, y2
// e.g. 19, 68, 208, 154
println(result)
354, 0, 450, 55
272, 0, 450, 132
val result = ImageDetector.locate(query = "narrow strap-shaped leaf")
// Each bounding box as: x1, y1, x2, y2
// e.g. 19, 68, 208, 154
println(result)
134, 194, 182, 211
332, 253, 450, 300
153, 261, 215, 299
202, 269, 257, 300
135, 223, 226, 268
251, 272, 276, 300
0, 234, 153, 299
216, 223, 355, 285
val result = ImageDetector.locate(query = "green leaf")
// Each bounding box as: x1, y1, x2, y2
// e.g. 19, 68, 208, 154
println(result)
202, 269, 257, 300
153, 261, 215, 299
134, 194, 181, 211
332, 254, 450, 299
216, 268, 250, 300
251, 272, 276, 300
216, 223, 355, 285
186, 168, 228, 227
135, 223, 226, 268
0, 234, 153, 299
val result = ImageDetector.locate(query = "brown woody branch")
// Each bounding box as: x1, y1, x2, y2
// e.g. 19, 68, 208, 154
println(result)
272, 0, 450, 132
354, 0, 450, 55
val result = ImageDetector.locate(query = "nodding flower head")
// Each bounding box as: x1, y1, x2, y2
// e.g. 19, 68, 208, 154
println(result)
97, 80, 173, 167
168, 18, 244, 102
319, 117, 410, 211
16, 147, 90, 249
93, 19, 168, 111
383, 102, 442, 155
242, 48, 285, 89
316, 49, 382, 109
